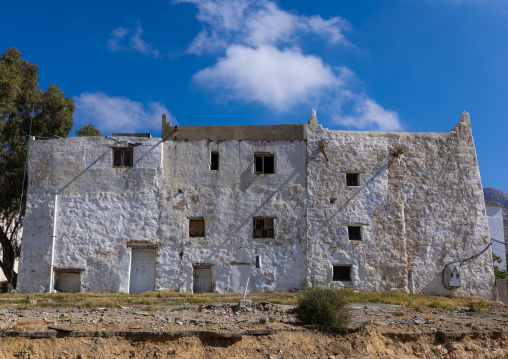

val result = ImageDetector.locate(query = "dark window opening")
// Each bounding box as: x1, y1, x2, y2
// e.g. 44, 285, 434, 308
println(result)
254, 154, 274, 174
333, 266, 351, 281
253, 217, 274, 238
346, 173, 359, 186
113, 148, 133, 167
189, 218, 205, 237
211, 152, 219, 170
348, 226, 362, 241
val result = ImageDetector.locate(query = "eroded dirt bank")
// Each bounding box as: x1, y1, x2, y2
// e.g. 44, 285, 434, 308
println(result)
1, 329, 507, 359
1, 301, 507, 358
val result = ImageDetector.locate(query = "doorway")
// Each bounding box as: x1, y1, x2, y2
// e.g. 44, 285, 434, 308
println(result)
130, 248, 156, 294
193, 265, 213, 293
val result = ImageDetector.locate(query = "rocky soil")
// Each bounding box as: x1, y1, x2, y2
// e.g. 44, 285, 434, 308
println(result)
0, 300, 508, 358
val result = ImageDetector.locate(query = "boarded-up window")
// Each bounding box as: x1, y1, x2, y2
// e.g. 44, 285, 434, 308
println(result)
333, 266, 351, 281
348, 226, 362, 241
189, 218, 205, 237
254, 154, 274, 174
346, 173, 359, 186
55, 271, 81, 293
253, 217, 274, 238
113, 148, 133, 167
211, 152, 219, 170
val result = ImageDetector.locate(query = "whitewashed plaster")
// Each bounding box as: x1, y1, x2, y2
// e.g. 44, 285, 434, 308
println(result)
487, 205, 506, 271
17, 113, 496, 298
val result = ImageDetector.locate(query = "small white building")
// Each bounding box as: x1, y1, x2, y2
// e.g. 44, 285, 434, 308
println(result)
486, 200, 507, 271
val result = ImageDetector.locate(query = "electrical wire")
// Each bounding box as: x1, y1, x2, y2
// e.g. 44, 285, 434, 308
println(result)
441, 242, 493, 291
491, 238, 507, 245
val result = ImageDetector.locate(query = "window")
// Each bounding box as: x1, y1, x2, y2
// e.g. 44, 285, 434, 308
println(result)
333, 266, 351, 281
346, 173, 359, 186
211, 152, 219, 170
348, 226, 362, 241
254, 154, 274, 174
253, 217, 274, 238
189, 218, 205, 237
113, 148, 133, 167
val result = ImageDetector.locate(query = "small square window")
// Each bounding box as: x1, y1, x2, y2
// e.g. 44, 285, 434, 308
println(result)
113, 148, 133, 167
333, 266, 351, 281
189, 218, 205, 237
346, 173, 359, 186
254, 154, 274, 174
253, 217, 274, 238
211, 152, 219, 171
348, 226, 362, 241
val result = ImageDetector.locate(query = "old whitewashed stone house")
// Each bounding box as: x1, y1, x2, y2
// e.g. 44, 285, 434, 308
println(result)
17, 111, 496, 298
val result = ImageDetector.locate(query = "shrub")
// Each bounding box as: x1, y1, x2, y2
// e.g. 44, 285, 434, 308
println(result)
295, 288, 350, 330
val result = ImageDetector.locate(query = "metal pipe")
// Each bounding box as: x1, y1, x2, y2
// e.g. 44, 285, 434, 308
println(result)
243, 265, 252, 300
49, 194, 58, 293
409, 269, 414, 295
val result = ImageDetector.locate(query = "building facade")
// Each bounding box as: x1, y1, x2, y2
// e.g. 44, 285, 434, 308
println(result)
17, 112, 496, 298
486, 201, 507, 271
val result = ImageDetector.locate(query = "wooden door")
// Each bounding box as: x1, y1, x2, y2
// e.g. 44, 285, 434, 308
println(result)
193, 266, 212, 293
130, 248, 156, 294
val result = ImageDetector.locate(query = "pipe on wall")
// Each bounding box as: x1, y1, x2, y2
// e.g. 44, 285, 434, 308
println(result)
49, 194, 58, 293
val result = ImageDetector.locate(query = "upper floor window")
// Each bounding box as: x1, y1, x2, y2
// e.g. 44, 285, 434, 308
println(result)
189, 218, 205, 238
346, 173, 359, 187
348, 226, 362, 241
211, 152, 219, 171
253, 217, 274, 238
113, 148, 133, 167
254, 154, 274, 174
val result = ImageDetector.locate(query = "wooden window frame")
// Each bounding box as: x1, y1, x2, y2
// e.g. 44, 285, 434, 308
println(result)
189, 218, 205, 238
253, 217, 274, 238
113, 148, 133, 167
254, 154, 274, 174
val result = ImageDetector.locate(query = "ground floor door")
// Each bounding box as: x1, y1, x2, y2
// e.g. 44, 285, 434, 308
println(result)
130, 248, 156, 294
193, 265, 212, 293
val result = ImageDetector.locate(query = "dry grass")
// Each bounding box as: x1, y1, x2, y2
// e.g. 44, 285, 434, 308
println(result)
0, 289, 503, 312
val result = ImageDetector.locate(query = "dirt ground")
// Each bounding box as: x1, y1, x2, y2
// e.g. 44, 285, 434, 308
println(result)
1, 300, 507, 358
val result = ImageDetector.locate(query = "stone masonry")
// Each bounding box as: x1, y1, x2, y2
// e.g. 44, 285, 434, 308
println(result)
17, 111, 496, 298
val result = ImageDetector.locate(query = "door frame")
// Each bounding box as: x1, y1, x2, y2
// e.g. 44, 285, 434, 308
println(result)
193, 264, 213, 293
129, 246, 157, 294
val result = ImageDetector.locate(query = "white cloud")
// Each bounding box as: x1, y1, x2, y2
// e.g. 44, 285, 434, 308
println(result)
178, 0, 403, 131
178, 0, 350, 52
332, 94, 403, 132
107, 22, 160, 57
73, 92, 174, 133
194, 45, 339, 111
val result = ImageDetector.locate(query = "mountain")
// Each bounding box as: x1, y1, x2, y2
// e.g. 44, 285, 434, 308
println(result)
483, 187, 508, 246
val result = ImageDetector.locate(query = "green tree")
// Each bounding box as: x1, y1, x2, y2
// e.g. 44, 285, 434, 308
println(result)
76, 124, 101, 137
0, 48, 74, 287
492, 253, 508, 280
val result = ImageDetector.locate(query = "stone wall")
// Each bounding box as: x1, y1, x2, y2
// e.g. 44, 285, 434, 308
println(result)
18, 137, 163, 292
17, 113, 496, 298
305, 114, 494, 298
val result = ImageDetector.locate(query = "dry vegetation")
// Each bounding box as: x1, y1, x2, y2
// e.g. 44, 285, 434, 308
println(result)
0, 289, 504, 313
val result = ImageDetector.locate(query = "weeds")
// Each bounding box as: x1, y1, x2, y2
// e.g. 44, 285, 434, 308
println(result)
295, 288, 350, 331
0, 289, 501, 313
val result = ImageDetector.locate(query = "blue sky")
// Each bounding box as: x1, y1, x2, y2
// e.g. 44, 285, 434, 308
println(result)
2, 0, 507, 192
